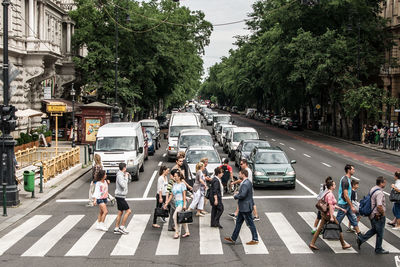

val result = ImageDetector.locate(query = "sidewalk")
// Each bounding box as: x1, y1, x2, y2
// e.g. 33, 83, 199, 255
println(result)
306, 129, 400, 158
0, 142, 91, 232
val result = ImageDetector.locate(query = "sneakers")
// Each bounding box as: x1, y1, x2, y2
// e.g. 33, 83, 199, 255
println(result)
119, 226, 129, 235
253, 216, 260, 221
96, 222, 108, 232
311, 227, 317, 234
114, 228, 122, 235
161, 217, 167, 223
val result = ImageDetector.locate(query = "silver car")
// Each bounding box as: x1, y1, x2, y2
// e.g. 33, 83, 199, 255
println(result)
218, 124, 237, 145
177, 129, 214, 153
185, 146, 221, 177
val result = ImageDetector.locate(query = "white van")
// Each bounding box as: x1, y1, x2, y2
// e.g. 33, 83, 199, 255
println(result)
226, 127, 259, 160
167, 113, 200, 161
177, 129, 214, 153
94, 122, 145, 181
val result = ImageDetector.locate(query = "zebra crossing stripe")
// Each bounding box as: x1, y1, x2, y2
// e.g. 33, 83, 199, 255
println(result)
155, 221, 181, 255
298, 212, 356, 254
266, 212, 313, 254
22, 215, 84, 257
0, 215, 51, 256
199, 214, 223, 255
385, 218, 400, 239
341, 216, 400, 253
111, 214, 151, 256
239, 222, 268, 254
65, 215, 117, 256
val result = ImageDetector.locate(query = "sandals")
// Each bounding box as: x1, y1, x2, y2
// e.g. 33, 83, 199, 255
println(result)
182, 233, 190, 238
152, 224, 161, 228
173, 233, 179, 239
309, 244, 319, 250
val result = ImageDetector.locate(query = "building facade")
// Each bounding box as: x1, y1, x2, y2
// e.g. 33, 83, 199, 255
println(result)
0, 0, 77, 136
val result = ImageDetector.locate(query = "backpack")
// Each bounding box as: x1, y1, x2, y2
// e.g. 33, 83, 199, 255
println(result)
221, 165, 230, 185
359, 188, 381, 216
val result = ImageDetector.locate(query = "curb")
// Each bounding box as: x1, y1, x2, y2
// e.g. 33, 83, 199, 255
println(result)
0, 165, 91, 233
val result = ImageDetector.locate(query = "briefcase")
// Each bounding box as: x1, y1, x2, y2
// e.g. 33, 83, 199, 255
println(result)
322, 222, 341, 240
155, 207, 169, 218
177, 210, 193, 224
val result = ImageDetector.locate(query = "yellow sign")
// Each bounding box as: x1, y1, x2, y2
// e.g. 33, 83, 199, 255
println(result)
316, 104, 321, 110
46, 102, 66, 113
86, 118, 101, 142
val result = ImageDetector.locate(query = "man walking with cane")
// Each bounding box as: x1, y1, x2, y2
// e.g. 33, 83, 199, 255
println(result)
224, 169, 258, 245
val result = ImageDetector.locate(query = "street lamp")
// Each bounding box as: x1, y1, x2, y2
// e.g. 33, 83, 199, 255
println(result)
70, 84, 76, 148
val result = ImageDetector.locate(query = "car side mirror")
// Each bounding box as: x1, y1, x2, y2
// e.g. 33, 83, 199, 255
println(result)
164, 133, 168, 139
291, 160, 296, 164
139, 147, 144, 154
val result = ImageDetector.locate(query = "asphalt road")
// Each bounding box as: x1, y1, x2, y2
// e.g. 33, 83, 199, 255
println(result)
0, 114, 399, 267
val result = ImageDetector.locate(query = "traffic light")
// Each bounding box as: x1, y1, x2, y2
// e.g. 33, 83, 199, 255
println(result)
0, 105, 17, 133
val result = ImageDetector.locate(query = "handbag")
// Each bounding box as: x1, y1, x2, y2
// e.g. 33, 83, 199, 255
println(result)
389, 189, 400, 202
316, 192, 329, 213
322, 222, 341, 240
177, 210, 193, 224
155, 207, 169, 218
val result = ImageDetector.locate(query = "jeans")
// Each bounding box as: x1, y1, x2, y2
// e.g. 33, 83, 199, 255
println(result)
359, 216, 385, 252
336, 203, 358, 226
231, 211, 258, 242
393, 203, 400, 219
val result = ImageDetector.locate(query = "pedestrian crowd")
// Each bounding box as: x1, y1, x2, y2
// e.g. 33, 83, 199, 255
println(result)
310, 164, 400, 254
361, 123, 400, 151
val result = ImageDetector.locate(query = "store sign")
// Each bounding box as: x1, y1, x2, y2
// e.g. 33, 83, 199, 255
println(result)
43, 86, 51, 99
86, 118, 101, 142
46, 103, 66, 113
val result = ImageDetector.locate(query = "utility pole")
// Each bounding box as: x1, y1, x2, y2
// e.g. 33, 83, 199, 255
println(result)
112, 6, 120, 122
1, 0, 19, 207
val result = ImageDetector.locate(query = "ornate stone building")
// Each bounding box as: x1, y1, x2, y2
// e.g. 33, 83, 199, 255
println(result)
381, 0, 400, 124
0, 0, 77, 135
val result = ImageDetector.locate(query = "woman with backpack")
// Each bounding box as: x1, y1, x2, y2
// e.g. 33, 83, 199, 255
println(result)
309, 181, 352, 250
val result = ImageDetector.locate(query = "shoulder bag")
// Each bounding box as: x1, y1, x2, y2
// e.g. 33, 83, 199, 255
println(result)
322, 222, 341, 240
389, 189, 400, 203
177, 210, 193, 224
316, 191, 329, 213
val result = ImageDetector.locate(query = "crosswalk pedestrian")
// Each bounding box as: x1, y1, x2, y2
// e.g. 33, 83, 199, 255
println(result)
0, 211, 399, 257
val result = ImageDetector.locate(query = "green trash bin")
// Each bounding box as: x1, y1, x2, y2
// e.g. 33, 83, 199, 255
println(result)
24, 170, 35, 192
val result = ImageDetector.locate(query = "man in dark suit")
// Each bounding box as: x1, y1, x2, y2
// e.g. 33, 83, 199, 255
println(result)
224, 169, 259, 245
210, 167, 224, 228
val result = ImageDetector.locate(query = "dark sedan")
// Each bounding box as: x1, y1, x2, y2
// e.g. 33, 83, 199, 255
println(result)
234, 139, 271, 167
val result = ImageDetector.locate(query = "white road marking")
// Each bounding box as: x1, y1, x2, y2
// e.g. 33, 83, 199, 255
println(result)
352, 176, 360, 181
296, 179, 318, 197
385, 218, 400, 239
303, 154, 311, 158
279, 143, 285, 146
199, 214, 223, 255
321, 162, 332, 168
111, 214, 151, 256
289, 147, 296, 151
298, 212, 356, 254
0, 215, 51, 256
162, 153, 166, 157
341, 216, 400, 253
239, 222, 268, 254
158, 161, 163, 166
265, 212, 313, 254
271, 139, 276, 141
384, 191, 390, 196
65, 215, 117, 256
143, 170, 158, 198
22, 215, 84, 257
156, 221, 181, 255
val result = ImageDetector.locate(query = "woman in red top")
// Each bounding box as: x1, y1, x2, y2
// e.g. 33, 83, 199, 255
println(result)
309, 181, 352, 250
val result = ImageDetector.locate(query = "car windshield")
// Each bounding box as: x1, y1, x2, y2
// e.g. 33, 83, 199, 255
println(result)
144, 126, 156, 135
95, 137, 136, 151
170, 126, 199, 137
179, 135, 213, 148
223, 127, 235, 134
186, 150, 220, 163
243, 141, 270, 152
217, 116, 231, 123
233, 132, 258, 142
255, 152, 288, 164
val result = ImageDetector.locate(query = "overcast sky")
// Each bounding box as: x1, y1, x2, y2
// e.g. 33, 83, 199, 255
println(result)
181, 0, 256, 77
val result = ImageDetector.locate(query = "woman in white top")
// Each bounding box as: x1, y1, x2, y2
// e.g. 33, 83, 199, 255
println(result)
152, 166, 170, 228
189, 162, 207, 217
389, 171, 400, 229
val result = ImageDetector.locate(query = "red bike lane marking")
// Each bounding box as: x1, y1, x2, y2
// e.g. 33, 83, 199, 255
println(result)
232, 114, 399, 173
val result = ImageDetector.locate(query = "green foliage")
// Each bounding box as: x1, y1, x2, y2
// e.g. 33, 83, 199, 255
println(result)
200, 0, 393, 122
70, 0, 212, 113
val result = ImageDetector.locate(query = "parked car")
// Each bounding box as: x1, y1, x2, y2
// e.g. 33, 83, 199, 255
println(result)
279, 117, 290, 128
263, 114, 272, 124
231, 106, 238, 113
271, 115, 282, 126
226, 127, 259, 160
139, 119, 161, 150
245, 108, 257, 118
234, 139, 271, 167
284, 119, 303, 130
249, 147, 296, 189
185, 146, 222, 177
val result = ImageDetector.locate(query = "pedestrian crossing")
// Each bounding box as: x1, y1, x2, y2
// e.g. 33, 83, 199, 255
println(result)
0, 211, 399, 257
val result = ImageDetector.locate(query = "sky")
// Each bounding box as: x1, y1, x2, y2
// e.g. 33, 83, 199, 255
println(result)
180, 0, 257, 77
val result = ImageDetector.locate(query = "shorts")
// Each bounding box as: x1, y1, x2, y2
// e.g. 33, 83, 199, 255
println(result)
116, 197, 130, 211
96, 198, 108, 205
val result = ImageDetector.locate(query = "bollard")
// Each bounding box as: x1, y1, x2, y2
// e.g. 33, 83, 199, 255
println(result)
31, 181, 35, 198
2, 183, 7, 217
84, 145, 88, 165
39, 166, 43, 193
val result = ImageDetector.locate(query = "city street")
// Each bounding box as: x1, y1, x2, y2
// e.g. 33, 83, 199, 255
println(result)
0, 114, 398, 267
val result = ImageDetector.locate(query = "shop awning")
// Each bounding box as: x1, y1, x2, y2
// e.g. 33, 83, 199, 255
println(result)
15, 108, 44, 118
42, 99, 82, 113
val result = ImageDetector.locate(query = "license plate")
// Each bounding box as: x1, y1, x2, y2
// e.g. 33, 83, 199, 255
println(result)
269, 178, 283, 182
107, 169, 117, 174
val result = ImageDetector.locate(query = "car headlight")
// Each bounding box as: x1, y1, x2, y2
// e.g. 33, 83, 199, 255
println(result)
286, 171, 296, 176
254, 171, 264, 176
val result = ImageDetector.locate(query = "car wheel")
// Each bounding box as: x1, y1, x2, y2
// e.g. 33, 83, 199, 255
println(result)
155, 139, 159, 150
133, 169, 139, 181
290, 184, 296, 189
140, 163, 144, 172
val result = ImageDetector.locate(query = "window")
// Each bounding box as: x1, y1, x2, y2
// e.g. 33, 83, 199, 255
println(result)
255, 152, 289, 164
96, 137, 136, 151
233, 132, 258, 142
186, 150, 220, 164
